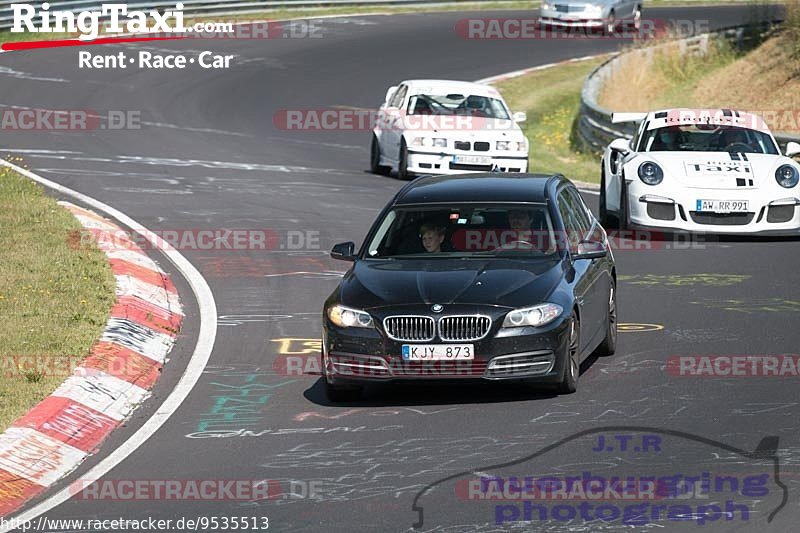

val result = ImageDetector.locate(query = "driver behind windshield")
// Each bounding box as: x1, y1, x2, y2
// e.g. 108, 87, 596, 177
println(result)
508, 209, 532, 231
720, 128, 751, 151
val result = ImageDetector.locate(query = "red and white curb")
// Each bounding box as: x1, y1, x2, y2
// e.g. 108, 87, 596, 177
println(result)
0, 202, 182, 517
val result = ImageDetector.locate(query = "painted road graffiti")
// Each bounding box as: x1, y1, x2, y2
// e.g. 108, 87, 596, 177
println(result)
691, 298, 800, 314
619, 274, 750, 288
194, 371, 296, 433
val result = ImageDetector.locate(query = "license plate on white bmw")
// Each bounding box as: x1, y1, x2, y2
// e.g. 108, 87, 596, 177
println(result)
453, 155, 491, 166
402, 344, 474, 360
696, 200, 749, 213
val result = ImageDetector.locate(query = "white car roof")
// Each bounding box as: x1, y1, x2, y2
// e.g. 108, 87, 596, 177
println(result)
400, 79, 502, 98
644, 108, 772, 134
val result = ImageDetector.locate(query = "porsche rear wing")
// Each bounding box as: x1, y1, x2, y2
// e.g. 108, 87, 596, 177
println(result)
611, 112, 648, 124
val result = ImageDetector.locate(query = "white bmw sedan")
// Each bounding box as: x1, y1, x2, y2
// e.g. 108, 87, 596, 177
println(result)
600, 109, 800, 235
370, 80, 529, 179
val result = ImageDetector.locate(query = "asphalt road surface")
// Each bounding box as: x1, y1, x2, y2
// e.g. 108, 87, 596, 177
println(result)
1, 5, 799, 532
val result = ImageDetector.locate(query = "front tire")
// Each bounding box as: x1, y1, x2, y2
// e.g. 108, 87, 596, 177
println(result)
595, 280, 618, 356
618, 178, 629, 230
370, 135, 390, 175
599, 164, 610, 227
604, 11, 616, 36
397, 139, 412, 180
632, 6, 642, 33
557, 313, 580, 394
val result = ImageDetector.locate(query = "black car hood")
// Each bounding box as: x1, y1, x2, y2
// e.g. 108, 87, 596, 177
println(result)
339, 258, 563, 309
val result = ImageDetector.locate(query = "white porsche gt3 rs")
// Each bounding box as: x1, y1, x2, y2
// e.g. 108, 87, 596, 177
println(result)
600, 108, 800, 235
370, 80, 529, 179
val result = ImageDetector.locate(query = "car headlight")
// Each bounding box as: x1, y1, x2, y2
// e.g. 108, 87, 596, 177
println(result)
432, 137, 447, 148
516, 140, 528, 152
502, 303, 563, 328
775, 164, 799, 188
541, 1, 552, 9
411, 137, 427, 147
638, 161, 664, 186
584, 4, 603, 15
328, 304, 374, 328
497, 140, 511, 151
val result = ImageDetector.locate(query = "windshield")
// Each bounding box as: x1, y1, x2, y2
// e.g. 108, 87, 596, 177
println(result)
642, 125, 779, 154
365, 204, 558, 259
407, 93, 510, 120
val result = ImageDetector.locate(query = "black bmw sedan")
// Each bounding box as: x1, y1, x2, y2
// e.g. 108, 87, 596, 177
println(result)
322, 173, 617, 401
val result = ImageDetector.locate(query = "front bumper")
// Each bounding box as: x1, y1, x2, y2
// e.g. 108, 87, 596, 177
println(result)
322, 315, 570, 386
406, 149, 528, 175
627, 182, 800, 235
539, 8, 605, 28
539, 17, 605, 28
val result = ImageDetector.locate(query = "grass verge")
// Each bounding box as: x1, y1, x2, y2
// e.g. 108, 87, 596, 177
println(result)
598, 1, 800, 136
495, 57, 608, 184
0, 162, 115, 432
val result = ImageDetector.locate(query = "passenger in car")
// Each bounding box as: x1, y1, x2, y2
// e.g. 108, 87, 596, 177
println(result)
651, 127, 683, 151
419, 224, 447, 253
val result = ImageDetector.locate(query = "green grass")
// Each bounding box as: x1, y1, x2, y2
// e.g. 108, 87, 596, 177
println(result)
0, 161, 115, 431
495, 57, 608, 184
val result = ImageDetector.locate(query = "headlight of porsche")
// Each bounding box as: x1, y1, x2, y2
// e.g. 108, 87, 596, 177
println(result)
775, 164, 799, 188
411, 137, 427, 147
502, 303, 563, 328
328, 305, 374, 328
497, 140, 511, 151
432, 137, 447, 148
638, 161, 664, 186
516, 140, 528, 152
541, 1, 553, 9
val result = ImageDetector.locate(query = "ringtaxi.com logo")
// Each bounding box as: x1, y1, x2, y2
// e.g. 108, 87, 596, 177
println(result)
10, 2, 324, 41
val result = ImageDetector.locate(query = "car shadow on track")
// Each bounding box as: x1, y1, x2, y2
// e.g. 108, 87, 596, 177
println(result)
302, 356, 601, 408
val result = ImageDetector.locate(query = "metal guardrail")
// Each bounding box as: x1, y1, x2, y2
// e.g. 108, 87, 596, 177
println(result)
0, 0, 501, 28
577, 23, 800, 154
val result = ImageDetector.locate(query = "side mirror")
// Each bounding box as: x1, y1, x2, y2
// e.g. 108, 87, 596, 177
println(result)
512, 111, 527, 123
384, 86, 398, 106
331, 241, 357, 261
573, 240, 607, 260
785, 141, 800, 158
609, 137, 630, 154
